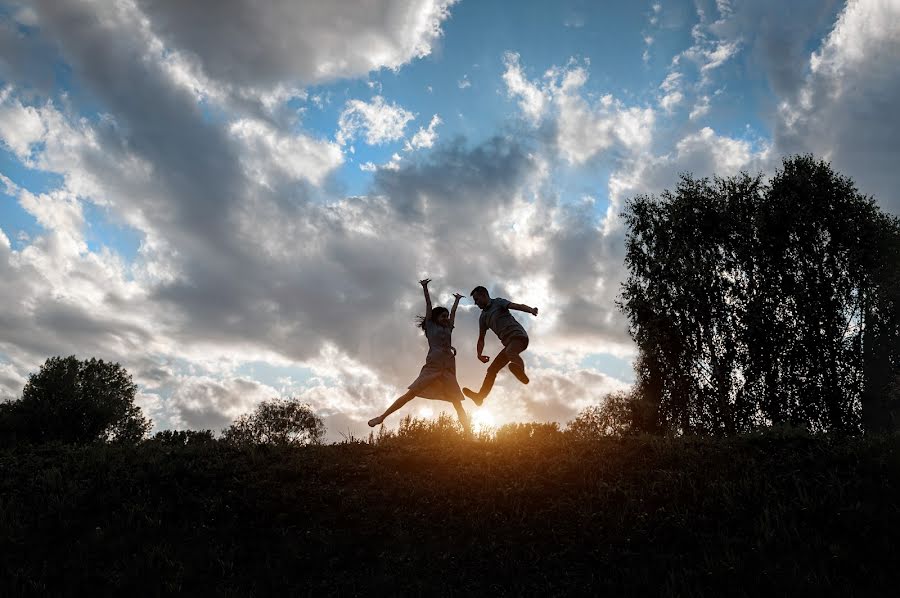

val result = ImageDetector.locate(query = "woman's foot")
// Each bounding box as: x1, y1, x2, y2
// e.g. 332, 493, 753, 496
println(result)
367, 416, 383, 427
462, 388, 484, 406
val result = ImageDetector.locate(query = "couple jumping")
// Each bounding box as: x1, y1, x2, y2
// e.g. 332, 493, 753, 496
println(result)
367, 278, 539, 433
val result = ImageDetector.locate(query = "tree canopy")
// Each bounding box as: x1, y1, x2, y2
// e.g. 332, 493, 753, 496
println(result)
223, 397, 325, 447
620, 155, 900, 435
0, 356, 150, 445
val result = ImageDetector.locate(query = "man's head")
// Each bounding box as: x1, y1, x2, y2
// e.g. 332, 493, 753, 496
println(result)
470, 285, 490, 309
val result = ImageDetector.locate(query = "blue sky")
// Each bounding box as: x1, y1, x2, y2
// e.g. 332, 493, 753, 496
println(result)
0, 0, 898, 439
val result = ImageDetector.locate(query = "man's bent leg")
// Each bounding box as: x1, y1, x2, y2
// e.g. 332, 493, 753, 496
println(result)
464, 349, 511, 404
506, 337, 530, 385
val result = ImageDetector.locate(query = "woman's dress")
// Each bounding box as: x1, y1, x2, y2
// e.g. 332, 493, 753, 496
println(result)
407, 319, 464, 402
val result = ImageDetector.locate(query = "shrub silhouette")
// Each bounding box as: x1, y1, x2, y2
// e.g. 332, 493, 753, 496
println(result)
0, 355, 150, 445
567, 390, 639, 439
494, 421, 562, 443
149, 429, 216, 446
223, 397, 324, 447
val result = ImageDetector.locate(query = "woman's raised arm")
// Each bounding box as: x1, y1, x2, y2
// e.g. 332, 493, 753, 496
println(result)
450, 292, 464, 326
420, 278, 433, 319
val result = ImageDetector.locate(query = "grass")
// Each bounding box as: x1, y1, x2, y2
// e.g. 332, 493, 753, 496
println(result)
1, 420, 899, 596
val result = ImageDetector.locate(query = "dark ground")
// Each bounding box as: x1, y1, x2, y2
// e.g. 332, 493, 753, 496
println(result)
1, 427, 899, 596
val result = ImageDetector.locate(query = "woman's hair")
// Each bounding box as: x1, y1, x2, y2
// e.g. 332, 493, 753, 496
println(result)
415, 306, 449, 332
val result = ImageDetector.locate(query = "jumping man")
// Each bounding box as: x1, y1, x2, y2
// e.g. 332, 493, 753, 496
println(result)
462, 286, 538, 406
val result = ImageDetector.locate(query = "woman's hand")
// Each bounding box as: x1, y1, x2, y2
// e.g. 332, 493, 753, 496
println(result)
419, 278, 431, 288
452, 292, 464, 301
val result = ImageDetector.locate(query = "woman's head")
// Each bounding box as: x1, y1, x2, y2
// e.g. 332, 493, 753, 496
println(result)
417, 306, 450, 331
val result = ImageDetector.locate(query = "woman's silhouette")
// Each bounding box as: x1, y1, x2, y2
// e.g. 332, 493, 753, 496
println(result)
368, 278, 470, 433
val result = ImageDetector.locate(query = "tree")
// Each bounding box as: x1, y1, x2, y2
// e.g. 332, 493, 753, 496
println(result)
567, 391, 638, 439
223, 397, 325, 447
0, 356, 151, 445
620, 155, 900, 435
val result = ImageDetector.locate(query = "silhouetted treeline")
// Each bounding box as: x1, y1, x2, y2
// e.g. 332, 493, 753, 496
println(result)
621, 155, 900, 435
0, 356, 325, 448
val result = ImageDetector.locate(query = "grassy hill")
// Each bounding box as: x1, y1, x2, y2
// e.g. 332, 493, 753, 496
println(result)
2, 423, 899, 596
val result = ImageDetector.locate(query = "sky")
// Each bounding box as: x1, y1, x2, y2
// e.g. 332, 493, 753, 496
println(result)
0, 0, 898, 440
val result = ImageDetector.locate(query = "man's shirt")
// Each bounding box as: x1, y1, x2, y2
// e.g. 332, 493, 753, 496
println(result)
479, 297, 527, 346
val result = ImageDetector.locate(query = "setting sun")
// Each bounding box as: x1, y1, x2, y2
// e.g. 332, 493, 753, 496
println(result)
471, 408, 497, 432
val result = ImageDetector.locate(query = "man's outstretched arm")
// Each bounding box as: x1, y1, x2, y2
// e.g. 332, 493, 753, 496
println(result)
508, 302, 539, 316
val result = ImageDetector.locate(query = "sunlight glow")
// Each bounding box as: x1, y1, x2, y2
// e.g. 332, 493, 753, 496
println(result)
471, 408, 497, 433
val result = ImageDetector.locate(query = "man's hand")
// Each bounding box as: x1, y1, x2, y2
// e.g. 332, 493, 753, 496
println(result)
531, 307, 539, 316
452, 292, 464, 301
478, 355, 490, 363
419, 278, 431, 288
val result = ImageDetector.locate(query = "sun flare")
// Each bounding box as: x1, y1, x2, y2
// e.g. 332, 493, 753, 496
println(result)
470, 408, 497, 432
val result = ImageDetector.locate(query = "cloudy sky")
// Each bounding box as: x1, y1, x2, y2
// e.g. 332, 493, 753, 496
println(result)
0, 0, 898, 440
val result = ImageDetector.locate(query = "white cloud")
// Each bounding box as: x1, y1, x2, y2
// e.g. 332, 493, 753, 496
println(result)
699, 40, 740, 73
553, 68, 655, 165
0, 88, 46, 159
404, 114, 442, 151
689, 95, 710, 120
230, 118, 343, 187
127, 0, 459, 89
501, 52, 548, 124
775, 0, 900, 211
457, 74, 471, 89
336, 95, 415, 146
502, 54, 655, 165
167, 376, 279, 431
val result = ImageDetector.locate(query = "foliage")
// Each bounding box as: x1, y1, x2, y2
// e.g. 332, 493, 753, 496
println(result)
222, 397, 325, 447
368, 413, 476, 446
494, 421, 562, 443
567, 391, 638, 439
621, 155, 900, 435
0, 356, 150, 446
1, 429, 898, 595
149, 429, 216, 446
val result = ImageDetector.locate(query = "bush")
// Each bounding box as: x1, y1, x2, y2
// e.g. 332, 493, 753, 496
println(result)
149, 429, 216, 446
567, 390, 638, 440
0, 356, 150, 446
494, 422, 562, 444
223, 397, 324, 447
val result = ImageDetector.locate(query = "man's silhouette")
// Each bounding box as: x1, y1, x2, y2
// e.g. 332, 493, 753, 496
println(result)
463, 286, 538, 406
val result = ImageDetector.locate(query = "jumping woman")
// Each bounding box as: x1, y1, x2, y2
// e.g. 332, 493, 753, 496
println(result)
368, 278, 471, 434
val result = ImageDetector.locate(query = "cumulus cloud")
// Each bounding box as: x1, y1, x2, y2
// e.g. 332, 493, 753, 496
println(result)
502, 54, 655, 165
126, 0, 458, 89
336, 96, 416, 146
774, 0, 900, 211
230, 118, 343, 187
501, 52, 548, 124
404, 114, 442, 151
166, 376, 279, 431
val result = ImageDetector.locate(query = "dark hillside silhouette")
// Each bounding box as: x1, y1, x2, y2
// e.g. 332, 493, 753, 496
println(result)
621, 155, 900, 435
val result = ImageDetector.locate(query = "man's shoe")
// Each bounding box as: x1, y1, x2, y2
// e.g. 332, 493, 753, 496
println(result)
462, 387, 484, 406
509, 363, 529, 385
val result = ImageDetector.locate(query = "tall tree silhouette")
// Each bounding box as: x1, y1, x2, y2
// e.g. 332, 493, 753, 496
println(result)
621, 156, 900, 435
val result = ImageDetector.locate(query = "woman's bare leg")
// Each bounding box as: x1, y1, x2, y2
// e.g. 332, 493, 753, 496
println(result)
451, 400, 471, 436
368, 389, 417, 427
